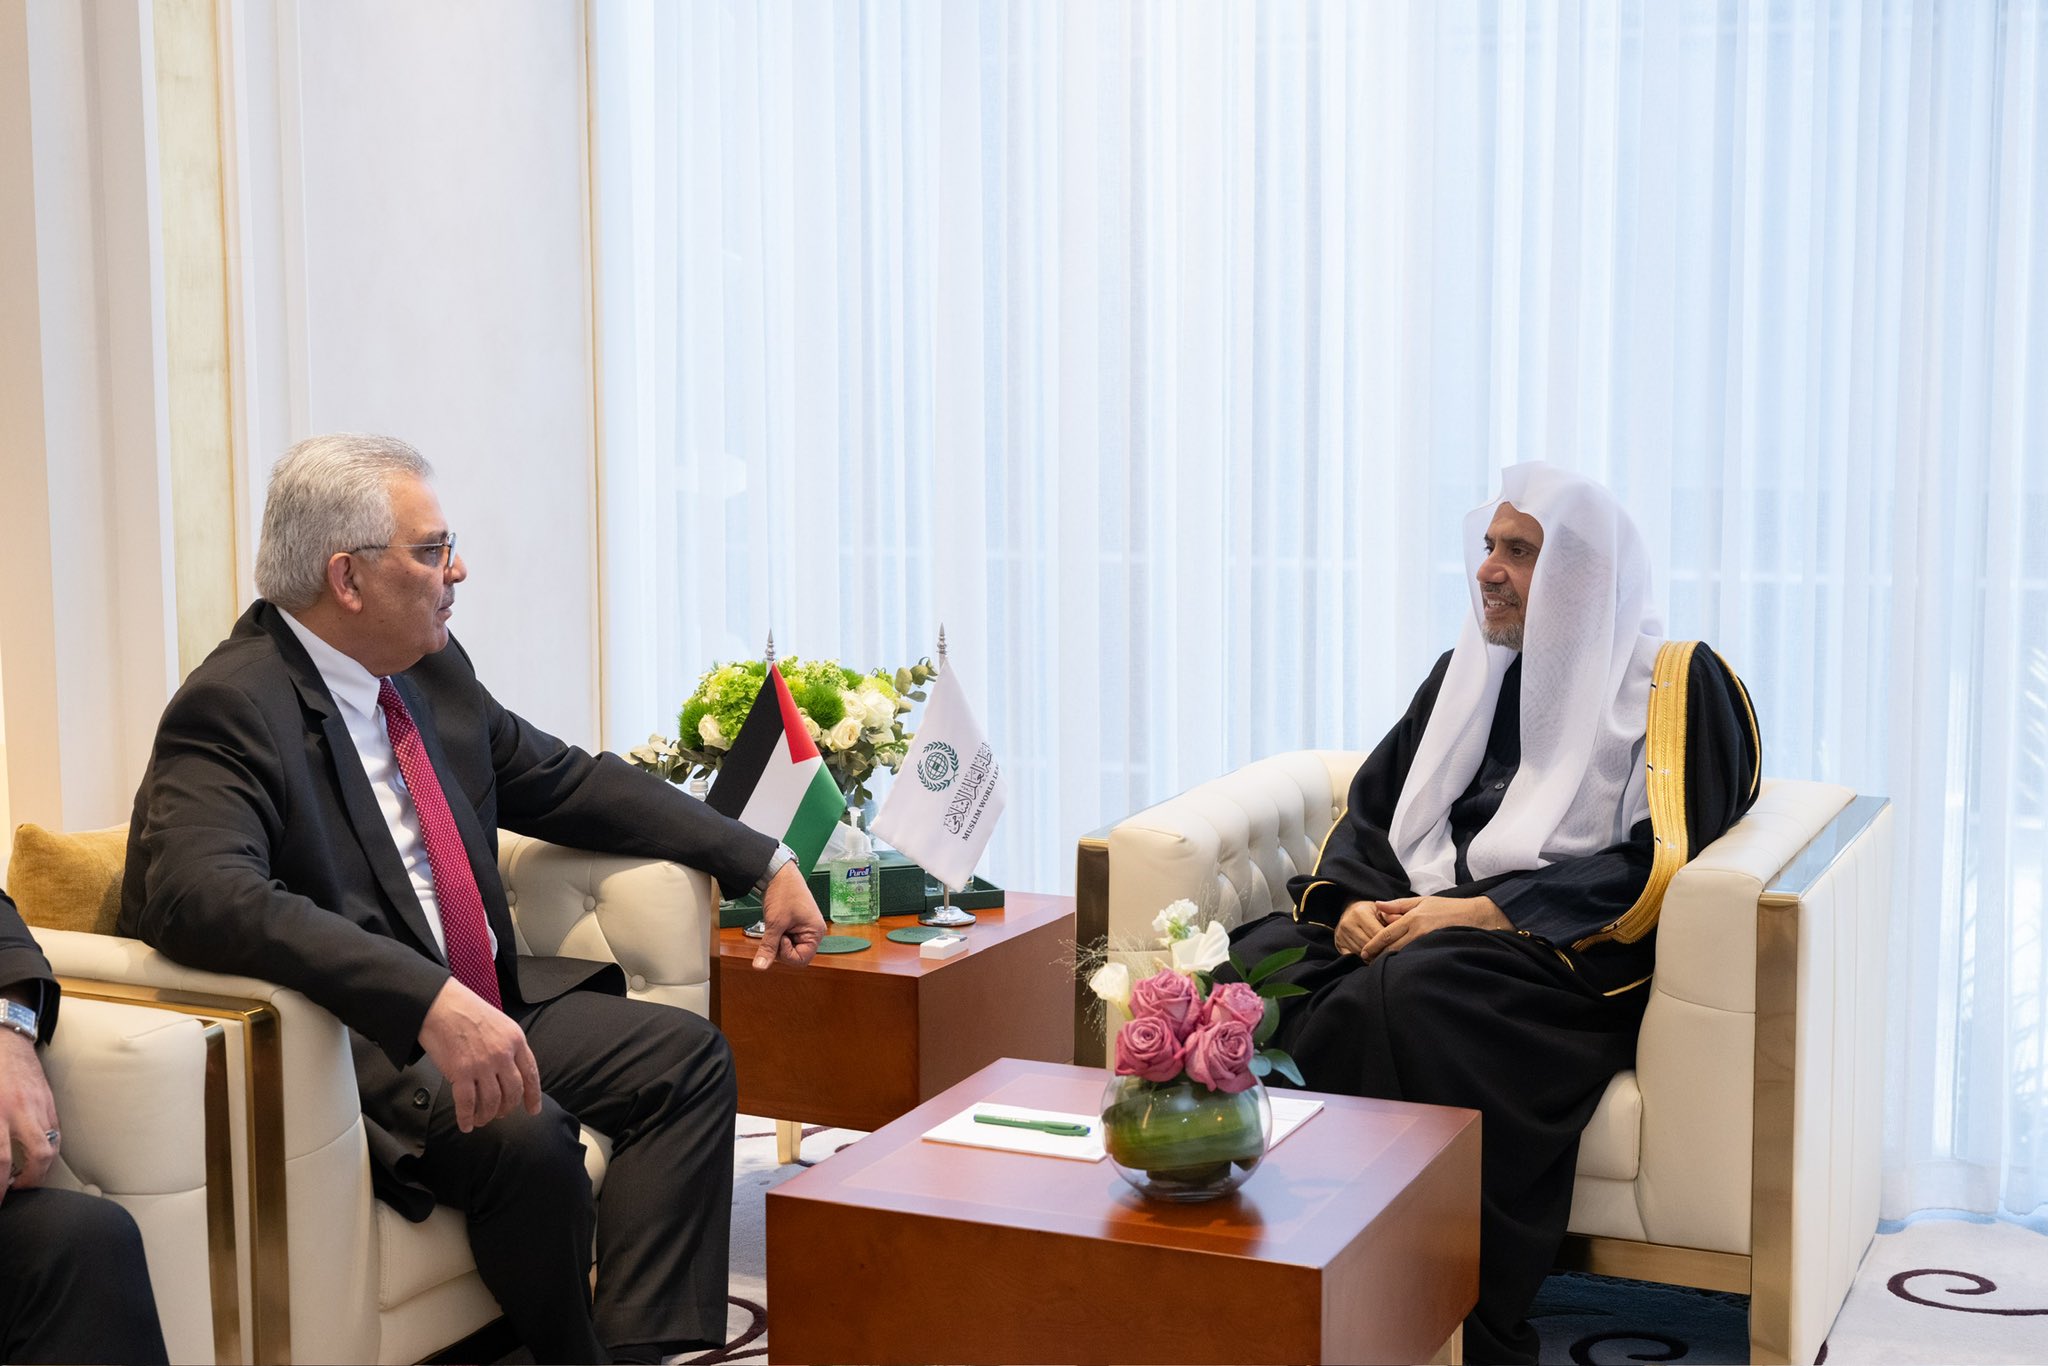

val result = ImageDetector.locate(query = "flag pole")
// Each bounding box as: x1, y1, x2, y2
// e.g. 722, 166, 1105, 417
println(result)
920, 622, 977, 929
743, 627, 778, 942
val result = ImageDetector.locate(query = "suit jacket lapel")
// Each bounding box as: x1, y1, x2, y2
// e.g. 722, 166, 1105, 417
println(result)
262, 608, 449, 960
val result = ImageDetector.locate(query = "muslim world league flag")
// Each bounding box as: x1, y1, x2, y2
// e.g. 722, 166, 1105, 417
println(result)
706, 664, 845, 875
872, 662, 1006, 892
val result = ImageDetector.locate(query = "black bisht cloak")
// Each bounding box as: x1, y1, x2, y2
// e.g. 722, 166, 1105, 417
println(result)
1228, 641, 1760, 1365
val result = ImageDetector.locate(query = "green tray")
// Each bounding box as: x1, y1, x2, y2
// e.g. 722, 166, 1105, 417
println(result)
718, 852, 1002, 928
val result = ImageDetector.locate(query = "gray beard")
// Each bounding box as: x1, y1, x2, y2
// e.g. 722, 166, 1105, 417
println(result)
1482, 619, 1524, 651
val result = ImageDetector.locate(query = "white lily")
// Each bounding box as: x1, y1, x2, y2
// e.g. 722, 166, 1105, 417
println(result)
1169, 921, 1231, 975
1088, 961, 1132, 1014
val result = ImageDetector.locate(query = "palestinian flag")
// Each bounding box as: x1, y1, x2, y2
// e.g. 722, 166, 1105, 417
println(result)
706, 664, 845, 874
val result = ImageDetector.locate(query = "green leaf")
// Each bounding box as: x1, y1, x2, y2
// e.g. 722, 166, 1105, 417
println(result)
1249, 1054, 1273, 1078
1254, 999, 1280, 1046
1265, 1052, 1305, 1087
1245, 945, 1307, 986
1260, 982, 1310, 1001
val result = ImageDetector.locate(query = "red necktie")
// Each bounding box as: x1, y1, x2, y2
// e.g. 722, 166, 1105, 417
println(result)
377, 679, 502, 1009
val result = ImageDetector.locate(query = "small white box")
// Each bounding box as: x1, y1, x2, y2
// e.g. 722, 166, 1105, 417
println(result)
919, 933, 969, 960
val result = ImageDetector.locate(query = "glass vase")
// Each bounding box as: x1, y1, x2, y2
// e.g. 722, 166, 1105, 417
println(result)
1098, 1073, 1272, 1202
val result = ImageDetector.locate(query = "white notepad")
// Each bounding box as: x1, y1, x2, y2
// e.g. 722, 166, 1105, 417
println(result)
922, 1095, 1325, 1162
921, 1103, 1108, 1162
1268, 1095, 1324, 1148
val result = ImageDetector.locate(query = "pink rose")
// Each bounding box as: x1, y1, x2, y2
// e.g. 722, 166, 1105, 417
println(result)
1128, 968, 1203, 1041
1203, 980, 1266, 1033
1183, 1019, 1258, 1094
1113, 1016, 1188, 1083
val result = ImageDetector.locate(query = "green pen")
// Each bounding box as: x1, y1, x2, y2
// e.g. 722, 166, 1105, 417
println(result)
973, 1113, 1092, 1138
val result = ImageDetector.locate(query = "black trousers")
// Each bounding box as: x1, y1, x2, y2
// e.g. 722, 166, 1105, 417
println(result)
1227, 918, 1645, 1366
409, 990, 738, 1363
0, 1187, 168, 1364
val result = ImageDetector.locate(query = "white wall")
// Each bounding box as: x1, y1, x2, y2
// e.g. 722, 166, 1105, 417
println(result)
1, 0, 603, 857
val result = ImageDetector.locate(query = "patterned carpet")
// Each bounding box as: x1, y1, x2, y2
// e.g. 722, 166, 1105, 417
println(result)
692, 1117, 2047, 1365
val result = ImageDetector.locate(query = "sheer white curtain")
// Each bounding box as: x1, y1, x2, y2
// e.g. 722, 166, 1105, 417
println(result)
592, 0, 2048, 1223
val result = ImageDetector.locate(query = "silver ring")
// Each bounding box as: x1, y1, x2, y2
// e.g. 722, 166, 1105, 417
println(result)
44, 1128, 58, 1145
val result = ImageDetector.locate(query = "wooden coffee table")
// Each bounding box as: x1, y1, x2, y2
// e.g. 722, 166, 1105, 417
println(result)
765, 1058, 1480, 1365
712, 894, 1076, 1160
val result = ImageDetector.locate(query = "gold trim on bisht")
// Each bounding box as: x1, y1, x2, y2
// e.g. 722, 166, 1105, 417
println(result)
1291, 805, 1350, 920
1576, 640, 1696, 950
1719, 649, 1763, 804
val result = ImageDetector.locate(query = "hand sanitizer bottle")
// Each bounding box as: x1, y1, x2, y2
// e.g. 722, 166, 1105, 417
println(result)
827, 857, 878, 924
826, 820, 879, 924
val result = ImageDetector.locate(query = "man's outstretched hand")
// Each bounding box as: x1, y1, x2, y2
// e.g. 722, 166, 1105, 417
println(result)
754, 862, 826, 969
417, 977, 541, 1133
1335, 894, 1513, 961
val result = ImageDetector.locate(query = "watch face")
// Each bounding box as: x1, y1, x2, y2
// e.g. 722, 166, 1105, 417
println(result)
1, 1000, 37, 1038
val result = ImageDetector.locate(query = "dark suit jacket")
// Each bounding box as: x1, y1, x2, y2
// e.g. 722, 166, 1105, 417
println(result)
1, 891, 60, 1043
120, 601, 777, 1215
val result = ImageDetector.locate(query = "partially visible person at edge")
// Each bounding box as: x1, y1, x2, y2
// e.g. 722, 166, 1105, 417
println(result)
1224, 462, 1761, 1365
121, 434, 828, 1363
2, 888, 171, 1365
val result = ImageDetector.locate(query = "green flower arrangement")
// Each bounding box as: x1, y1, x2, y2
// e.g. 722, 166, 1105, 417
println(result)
627, 656, 938, 809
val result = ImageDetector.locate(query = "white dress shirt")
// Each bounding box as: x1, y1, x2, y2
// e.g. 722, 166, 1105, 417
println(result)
281, 611, 494, 961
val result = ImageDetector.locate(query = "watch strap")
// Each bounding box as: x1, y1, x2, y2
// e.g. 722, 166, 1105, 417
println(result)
752, 842, 798, 896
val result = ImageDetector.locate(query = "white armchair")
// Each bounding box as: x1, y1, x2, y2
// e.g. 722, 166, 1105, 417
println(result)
1077, 753, 1891, 1366
28, 829, 718, 1365
37, 994, 235, 1365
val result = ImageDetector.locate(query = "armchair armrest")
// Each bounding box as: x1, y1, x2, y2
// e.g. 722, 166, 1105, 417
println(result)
498, 832, 719, 1017
40, 996, 233, 1366
1075, 750, 1364, 1063
37, 927, 368, 1366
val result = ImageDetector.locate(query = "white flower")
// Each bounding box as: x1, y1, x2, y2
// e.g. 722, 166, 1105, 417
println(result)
859, 687, 896, 730
1088, 962, 1132, 1012
1169, 921, 1230, 975
802, 714, 823, 741
697, 715, 727, 750
826, 716, 863, 750
1151, 899, 1201, 942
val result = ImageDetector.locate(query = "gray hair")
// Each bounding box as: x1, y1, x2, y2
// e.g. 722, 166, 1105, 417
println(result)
253, 434, 434, 611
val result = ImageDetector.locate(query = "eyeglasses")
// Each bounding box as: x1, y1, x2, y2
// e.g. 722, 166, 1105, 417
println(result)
346, 533, 458, 570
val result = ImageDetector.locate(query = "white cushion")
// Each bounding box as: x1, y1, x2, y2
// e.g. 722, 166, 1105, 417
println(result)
41, 998, 218, 1366
1575, 1071, 1641, 1182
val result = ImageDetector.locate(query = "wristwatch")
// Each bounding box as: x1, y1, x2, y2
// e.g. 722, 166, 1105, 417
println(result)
753, 842, 797, 896
0, 998, 39, 1045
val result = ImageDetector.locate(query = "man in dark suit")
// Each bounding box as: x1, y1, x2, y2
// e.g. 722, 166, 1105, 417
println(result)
2, 890, 169, 1365
121, 434, 827, 1363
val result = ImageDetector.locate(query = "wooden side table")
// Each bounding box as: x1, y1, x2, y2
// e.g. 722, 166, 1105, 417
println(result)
766, 1058, 1481, 1364
712, 893, 1076, 1159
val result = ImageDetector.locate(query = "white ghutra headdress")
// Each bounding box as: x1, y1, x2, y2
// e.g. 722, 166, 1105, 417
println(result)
1389, 463, 1663, 894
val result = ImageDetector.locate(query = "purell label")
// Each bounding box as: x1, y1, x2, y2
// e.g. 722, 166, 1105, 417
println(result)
841, 866, 872, 885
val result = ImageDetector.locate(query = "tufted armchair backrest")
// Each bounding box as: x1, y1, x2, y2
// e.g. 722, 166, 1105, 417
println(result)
497, 832, 718, 1016
1103, 750, 1364, 944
